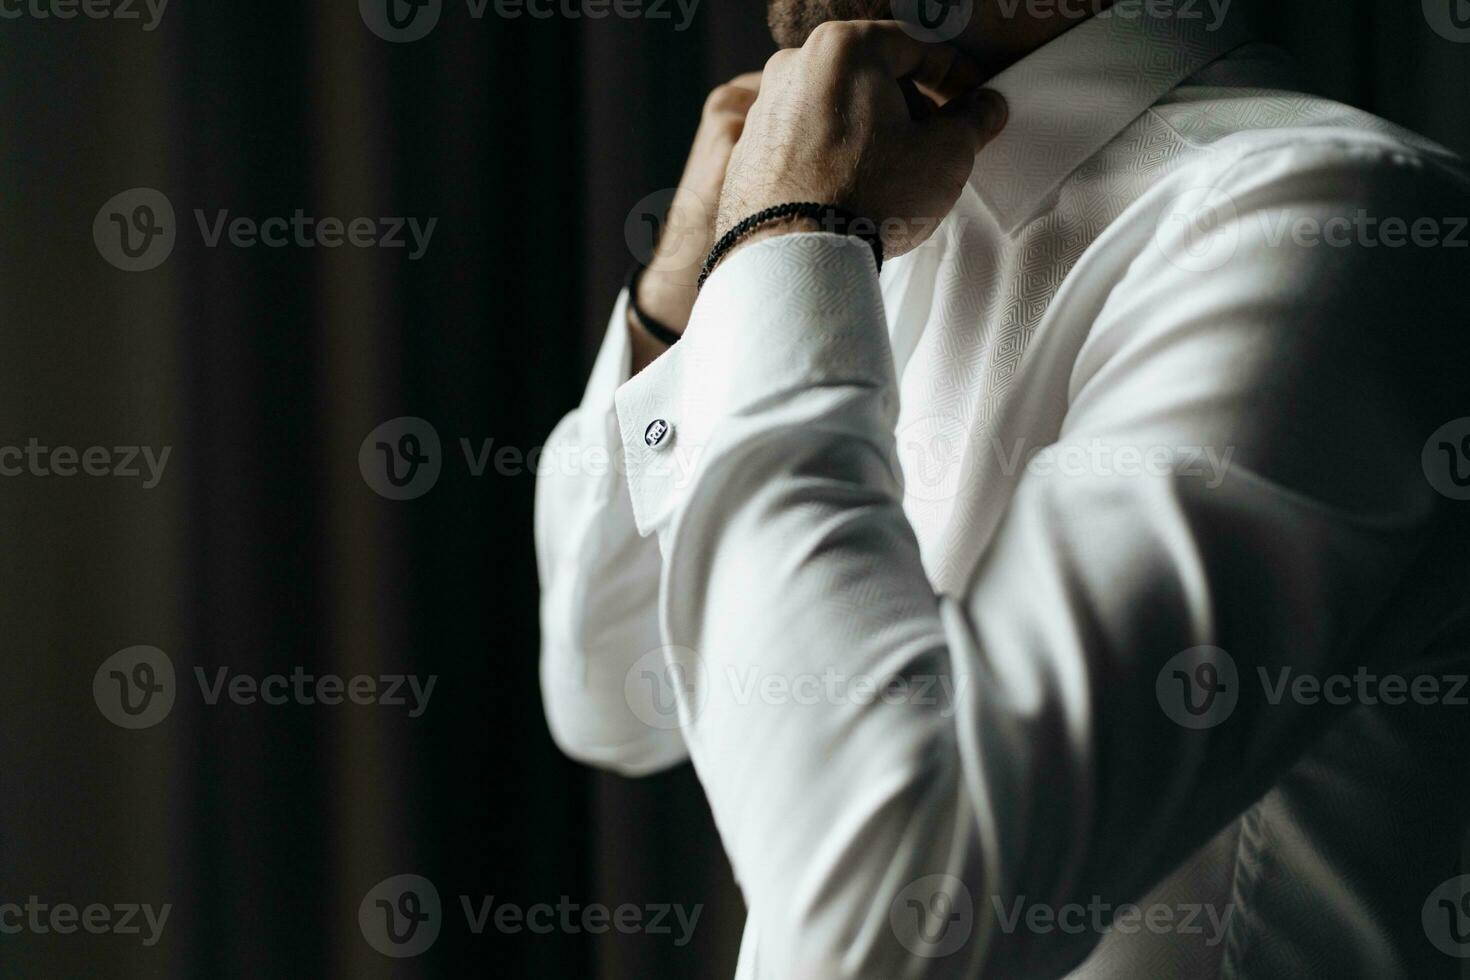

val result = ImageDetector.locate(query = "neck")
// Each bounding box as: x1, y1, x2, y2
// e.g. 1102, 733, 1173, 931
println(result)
956, 0, 1115, 77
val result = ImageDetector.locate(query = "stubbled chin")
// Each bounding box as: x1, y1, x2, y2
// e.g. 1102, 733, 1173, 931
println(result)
766, 0, 892, 48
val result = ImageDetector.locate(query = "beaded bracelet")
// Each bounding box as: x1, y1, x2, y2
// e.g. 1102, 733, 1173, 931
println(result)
697, 203, 884, 291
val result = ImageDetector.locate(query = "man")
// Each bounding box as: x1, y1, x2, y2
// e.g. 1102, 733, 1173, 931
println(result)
538, 0, 1470, 975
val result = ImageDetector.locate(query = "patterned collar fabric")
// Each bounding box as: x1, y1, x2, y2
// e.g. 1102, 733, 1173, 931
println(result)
973, 0, 1253, 232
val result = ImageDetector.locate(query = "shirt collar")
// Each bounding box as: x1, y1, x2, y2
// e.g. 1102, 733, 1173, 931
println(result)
972, 0, 1252, 233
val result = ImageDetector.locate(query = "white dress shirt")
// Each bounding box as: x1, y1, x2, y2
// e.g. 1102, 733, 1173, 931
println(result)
537, 4, 1470, 976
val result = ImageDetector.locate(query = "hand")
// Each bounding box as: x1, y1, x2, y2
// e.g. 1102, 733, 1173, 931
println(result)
635, 73, 762, 335
716, 21, 1006, 263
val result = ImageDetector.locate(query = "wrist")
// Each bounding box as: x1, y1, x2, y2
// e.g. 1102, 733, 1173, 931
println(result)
634, 266, 697, 333
718, 215, 823, 265
701, 203, 883, 289
625, 264, 691, 375
626, 306, 668, 375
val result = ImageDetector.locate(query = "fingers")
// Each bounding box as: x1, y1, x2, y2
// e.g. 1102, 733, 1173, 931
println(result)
762, 47, 798, 79
804, 20, 980, 102
898, 77, 939, 121
704, 80, 759, 119
726, 71, 762, 94
931, 86, 1009, 153
798, 20, 1005, 151
703, 72, 763, 125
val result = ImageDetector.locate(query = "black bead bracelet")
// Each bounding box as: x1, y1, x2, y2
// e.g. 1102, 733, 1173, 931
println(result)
697, 203, 884, 291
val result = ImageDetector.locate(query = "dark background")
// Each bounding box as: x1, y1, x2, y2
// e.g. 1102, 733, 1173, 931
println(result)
1, 1, 1467, 977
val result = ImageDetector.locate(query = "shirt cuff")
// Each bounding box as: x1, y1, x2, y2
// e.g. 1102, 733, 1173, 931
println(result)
613, 232, 894, 537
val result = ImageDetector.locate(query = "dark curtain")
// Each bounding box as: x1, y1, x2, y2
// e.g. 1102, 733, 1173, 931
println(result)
0, 2, 1465, 978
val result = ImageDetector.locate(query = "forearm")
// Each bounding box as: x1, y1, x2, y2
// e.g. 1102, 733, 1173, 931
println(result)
626, 266, 693, 375
610, 203, 1446, 973
535, 291, 689, 775
617, 235, 997, 976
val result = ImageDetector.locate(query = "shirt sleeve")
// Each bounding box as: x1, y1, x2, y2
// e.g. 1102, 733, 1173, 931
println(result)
535, 289, 690, 775
610, 146, 1470, 976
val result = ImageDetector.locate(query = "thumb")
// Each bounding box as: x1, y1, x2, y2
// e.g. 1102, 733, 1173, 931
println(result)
934, 87, 1008, 152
